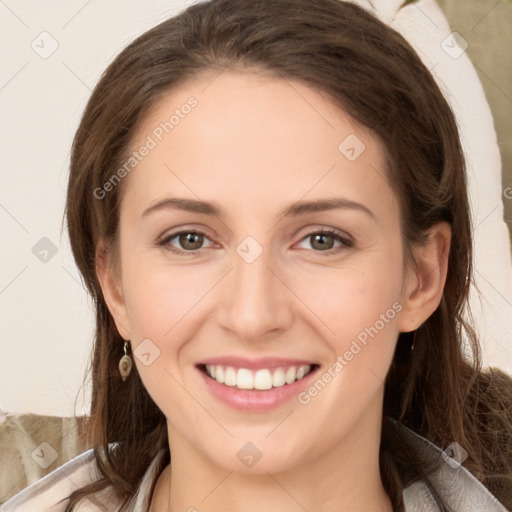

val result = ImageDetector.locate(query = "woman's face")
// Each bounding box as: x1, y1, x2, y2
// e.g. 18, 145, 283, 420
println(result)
102, 70, 420, 473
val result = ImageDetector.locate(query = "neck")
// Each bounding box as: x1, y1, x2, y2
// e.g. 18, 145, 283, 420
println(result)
153, 405, 393, 512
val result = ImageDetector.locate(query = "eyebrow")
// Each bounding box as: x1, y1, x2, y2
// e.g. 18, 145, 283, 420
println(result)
142, 196, 376, 221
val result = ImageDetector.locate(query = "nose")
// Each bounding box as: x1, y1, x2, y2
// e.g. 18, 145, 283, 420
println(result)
216, 244, 294, 341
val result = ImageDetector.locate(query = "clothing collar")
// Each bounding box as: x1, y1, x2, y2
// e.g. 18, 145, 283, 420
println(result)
390, 418, 507, 511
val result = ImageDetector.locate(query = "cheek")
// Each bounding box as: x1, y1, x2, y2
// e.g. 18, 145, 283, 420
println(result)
293, 256, 404, 413
119, 258, 203, 416
115, 255, 203, 397
122, 256, 209, 338
293, 269, 402, 443
292, 255, 404, 343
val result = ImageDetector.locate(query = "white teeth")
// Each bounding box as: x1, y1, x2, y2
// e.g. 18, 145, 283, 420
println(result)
213, 365, 224, 383
272, 368, 286, 387
237, 368, 254, 390
204, 364, 313, 390
224, 367, 237, 387
253, 369, 273, 390
285, 366, 296, 384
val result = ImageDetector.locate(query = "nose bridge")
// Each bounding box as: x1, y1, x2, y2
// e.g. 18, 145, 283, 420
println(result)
218, 237, 293, 340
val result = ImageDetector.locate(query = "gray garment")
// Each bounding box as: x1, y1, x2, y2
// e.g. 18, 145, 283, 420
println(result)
1, 421, 508, 511
392, 419, 508, 511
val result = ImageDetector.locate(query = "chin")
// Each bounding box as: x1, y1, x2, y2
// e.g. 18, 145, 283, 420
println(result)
203, 437, 312, 475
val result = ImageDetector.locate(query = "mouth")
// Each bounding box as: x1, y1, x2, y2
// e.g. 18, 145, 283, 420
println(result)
195, 356, 321, 411
197, 363, 319, 391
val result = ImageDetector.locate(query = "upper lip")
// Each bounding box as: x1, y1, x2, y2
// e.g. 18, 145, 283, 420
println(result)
198, 356, 317, 370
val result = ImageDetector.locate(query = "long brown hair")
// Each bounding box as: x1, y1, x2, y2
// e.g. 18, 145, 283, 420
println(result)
64, 0, 512, 510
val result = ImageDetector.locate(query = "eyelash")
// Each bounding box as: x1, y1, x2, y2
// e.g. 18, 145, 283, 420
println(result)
157, 228, 354, 257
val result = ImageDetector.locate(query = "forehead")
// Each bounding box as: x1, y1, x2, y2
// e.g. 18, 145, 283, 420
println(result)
122, 70, 398, 225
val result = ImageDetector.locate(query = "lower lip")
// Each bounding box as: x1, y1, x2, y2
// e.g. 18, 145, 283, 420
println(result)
197, 365, 319, 412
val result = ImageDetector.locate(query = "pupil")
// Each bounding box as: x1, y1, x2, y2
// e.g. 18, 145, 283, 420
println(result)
314, 234, 332, 250
182, 233, 201, 249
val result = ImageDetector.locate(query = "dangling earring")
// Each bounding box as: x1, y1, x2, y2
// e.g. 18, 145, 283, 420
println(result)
119, 341, 133, 381
410, 331, 416, 352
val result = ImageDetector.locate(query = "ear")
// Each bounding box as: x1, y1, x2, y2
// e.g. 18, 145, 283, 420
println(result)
95, 240, 131, 340
398, 222, 451, 333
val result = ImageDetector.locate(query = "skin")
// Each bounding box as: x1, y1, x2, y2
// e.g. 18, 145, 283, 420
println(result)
97, 70, 451, 512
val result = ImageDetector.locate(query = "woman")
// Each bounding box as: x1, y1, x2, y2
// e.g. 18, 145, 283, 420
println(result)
2, 0, 511, 511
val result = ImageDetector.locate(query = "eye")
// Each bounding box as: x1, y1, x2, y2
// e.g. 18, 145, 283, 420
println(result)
296, 229, 353, 255
158, 230, 215, 255
158, 227, 353, 257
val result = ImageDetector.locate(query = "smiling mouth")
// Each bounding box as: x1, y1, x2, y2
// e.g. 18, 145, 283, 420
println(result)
198, 363, 319, 391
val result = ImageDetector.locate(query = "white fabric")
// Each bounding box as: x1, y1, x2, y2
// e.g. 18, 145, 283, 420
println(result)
349, 0, 512, 374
